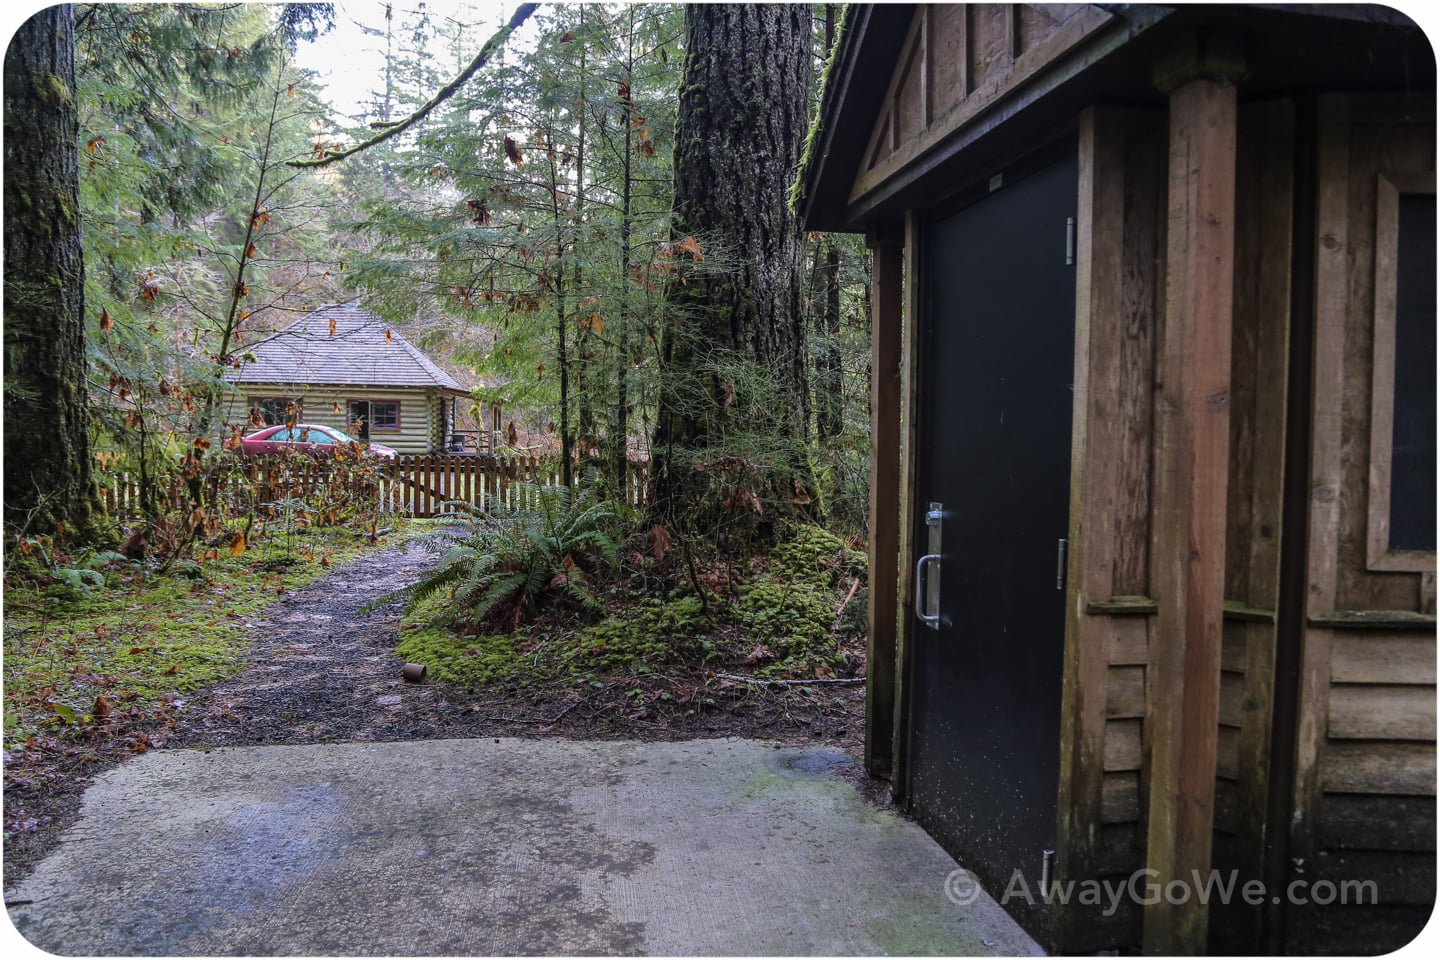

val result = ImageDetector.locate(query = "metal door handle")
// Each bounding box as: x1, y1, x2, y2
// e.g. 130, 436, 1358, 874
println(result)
915, 553, 942, 626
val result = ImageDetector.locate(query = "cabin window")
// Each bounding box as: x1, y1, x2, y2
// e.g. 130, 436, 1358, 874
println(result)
1367, 172, 1436, 570
370, 401, 400, 430
249, 397, 300, 427
348, 399, 400, 441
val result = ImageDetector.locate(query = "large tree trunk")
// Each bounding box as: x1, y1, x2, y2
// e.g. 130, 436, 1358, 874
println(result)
650, 3, 815, 537
815, 244, 843, 442
4, 5, 98, 540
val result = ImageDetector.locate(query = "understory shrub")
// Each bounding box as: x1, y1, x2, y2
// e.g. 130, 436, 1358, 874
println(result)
376, 482, 621, 631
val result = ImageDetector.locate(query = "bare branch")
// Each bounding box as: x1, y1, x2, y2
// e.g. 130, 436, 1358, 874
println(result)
711, 672, 865, 688
288, 4, 539, 169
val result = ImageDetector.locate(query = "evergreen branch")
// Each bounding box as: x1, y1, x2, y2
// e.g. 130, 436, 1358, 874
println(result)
287, 3, 539, 169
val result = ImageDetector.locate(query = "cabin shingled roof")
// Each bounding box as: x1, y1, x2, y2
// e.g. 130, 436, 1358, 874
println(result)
227, 303, 468, 393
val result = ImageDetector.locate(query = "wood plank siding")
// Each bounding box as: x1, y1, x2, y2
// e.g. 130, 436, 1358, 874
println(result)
222, 384, 447, 456
1056, 106, 1164, 953
1288, 94, 1436, 955
853, 4, 1116, 204
1207, 98, 1296, 954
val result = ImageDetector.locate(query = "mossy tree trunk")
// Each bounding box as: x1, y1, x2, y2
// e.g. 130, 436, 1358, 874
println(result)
813, 6, 843, 446
607, 13, 636, 495
815, 244, 843, 442
4, 5, 99, 541
651, 3, 817, 540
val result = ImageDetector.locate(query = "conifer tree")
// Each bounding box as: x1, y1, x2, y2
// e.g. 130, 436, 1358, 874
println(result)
4, 5, 98, 539
650, 4, 817, 538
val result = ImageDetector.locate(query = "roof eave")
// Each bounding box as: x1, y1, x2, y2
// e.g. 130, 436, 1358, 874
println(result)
798, 4, 916, 234
229, 378, 470, 392
800, 4, 1433, 234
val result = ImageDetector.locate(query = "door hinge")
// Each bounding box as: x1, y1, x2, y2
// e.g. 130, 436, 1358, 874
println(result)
1064, 217, 1075, 266
1056, 538, 1068, 590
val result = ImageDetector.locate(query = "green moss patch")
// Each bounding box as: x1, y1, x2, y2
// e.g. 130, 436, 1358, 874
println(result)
395, 627, 523, 689
391, 523, 868, 690
3, 525, 401, 745
733, 524, 865, 678
570, 595, 711, 672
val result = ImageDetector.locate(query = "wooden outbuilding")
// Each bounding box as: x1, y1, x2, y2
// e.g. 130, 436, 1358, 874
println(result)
223, 302, 497, 454
796, 4, 1435, 953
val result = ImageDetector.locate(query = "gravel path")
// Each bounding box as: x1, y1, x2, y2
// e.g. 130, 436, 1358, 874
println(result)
165, 535, 864, 751
165, 538, 457, 748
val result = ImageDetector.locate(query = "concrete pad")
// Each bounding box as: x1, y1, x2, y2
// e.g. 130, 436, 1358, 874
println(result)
5, 738, 1041, 956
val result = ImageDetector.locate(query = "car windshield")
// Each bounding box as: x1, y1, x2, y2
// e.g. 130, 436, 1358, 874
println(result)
259, 426, 362, 445
290, 427, 330, 445
288, 427, 347, 445
322, 427, 359, 444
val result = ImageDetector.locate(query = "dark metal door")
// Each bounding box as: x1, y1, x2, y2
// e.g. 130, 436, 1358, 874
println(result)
910, 152, 1077, 924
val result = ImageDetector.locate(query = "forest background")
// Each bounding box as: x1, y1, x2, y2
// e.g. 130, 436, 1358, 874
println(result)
2, 0, 878, 764
4, 0, 874, 544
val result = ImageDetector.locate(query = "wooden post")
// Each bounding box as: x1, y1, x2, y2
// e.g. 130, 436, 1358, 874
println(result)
1057, 106, 1128, 950
1288, 92, 1348, 936
422, 455, 433, 517
1144, 33, 1242, 957
891, 211, 926, 800
865, 222, 904, 778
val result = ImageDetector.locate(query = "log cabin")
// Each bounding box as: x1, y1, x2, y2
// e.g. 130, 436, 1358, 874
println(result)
222, 302, 497, 455
795, 4, 1436, 953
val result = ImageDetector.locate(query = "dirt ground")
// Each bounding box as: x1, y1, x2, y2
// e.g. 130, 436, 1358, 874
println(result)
3, 537, 879, 890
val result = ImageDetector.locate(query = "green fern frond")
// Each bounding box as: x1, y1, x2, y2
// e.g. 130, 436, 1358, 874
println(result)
369, 483, 626, 632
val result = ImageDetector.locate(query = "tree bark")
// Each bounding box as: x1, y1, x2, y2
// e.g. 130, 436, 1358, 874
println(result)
607, 17, 635, 495
573, 10, 593, 465
651, 3, 815, 535
4, 5, 99, 540
816, 244, 843, 442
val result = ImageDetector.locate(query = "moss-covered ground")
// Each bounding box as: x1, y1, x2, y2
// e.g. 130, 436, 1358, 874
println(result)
3, 524, 411, 749
394, 524, 869, 698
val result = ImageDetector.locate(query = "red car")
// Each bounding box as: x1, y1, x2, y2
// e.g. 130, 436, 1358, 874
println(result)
238, 423, 398, 460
